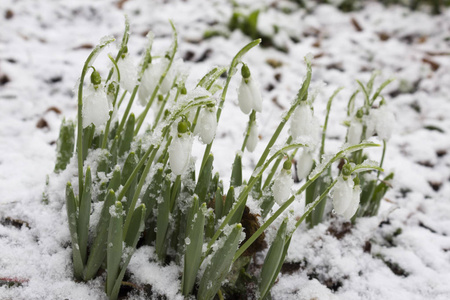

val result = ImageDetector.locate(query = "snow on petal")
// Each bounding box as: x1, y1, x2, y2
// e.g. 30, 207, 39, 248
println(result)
290, 103, 313, 140
117, 54, 137, 92
237, 78, 253, 114
195, 107, 217, 145
138, 64, 158, 105
331, 176, 354, 214
272, 169, 294, 205
347, 120, 363, 146
246, 122, 259, 153
168, 134, 193, 176
82, 86, 110, 128
296, 150, 314, 181
371, 105, 395, 141
341, 185, 361, 219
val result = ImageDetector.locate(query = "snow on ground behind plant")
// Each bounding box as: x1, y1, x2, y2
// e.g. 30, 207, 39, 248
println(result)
1, 0, 450, 299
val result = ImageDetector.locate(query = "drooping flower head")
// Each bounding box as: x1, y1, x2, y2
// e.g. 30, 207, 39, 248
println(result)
290, 101, 321, 147
272, 159, 294, 205
168, 118, 193, 175
82, 68, 110, 128
347, 109, 364, 146
331, 164, 361, 219
116, 47, 137, 92
365, 101, 395, 141
237, 64, 262, 114
194, 104, 218, 145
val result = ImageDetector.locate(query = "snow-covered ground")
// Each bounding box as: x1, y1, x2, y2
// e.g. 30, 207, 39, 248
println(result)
1, 0, 450, 299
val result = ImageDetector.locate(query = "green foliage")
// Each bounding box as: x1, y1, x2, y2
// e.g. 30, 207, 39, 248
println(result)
54, 19, 392, 300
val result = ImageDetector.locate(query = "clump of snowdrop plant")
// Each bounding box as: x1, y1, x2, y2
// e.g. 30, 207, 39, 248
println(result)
51, 18, 393, 300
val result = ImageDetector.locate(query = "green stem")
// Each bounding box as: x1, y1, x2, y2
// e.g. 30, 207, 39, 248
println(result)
319, 87, 343, 162
377, 140, 387, 179
117, 85, 138, 138
76, 37, 115, 197
240, 110, 256, 152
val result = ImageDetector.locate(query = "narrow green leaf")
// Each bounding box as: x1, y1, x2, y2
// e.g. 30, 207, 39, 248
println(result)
78, 167, 92, 264
82, 124, 95, 161
347, 90, 360, 117
230, 153, 242, 187
65, 182, 84, 280
55, 118, 75, 173
259, 219, 288, 299
356, 80, 370, 107
110, 204, 146, 300
197, 223, 243, 300
108, 167, 122, 194
182, 198, 205, 296
223, 186, 235, 217
106, 202, 123, 296
170, 175, 181, 212
195, 154, 214, 204
197, 66, 227, 91
84, 190, 116, 280
156, 177, 171, 261
142, 167, 164, 220
214, 187, 223, 221
121, 152, 138, 212
371, 78, 394, 105
119, 113, 135, 157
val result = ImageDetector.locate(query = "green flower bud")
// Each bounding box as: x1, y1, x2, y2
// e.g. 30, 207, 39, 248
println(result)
353, 175, 360, 186
342, 163, 352, 177
283, 159, 292, 171
158, 94, 164, 102
177, 120, 189, 134
107, 82, 115, 95
90, 69, 102, 86
181, 86, 187, 95
241, 64, 251, 79
356, 109, 364, 118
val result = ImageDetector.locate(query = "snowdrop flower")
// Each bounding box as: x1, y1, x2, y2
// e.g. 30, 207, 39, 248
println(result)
138, 59, 171, 105
246, 121, 259, 152
296, 149, 314, 181
272, 160, 294, 205
347, 119, 363, 146
331, 176, 355, 215
237, 64, 262, 114
290, 102, 321, 147
194, 105, 217, 145
341, 184, 361, 219
366, 103, 395, 141
331, 164, 361, 219
117, 52, 137, 92
82, 70, 110, 128
168, 120, 193, 176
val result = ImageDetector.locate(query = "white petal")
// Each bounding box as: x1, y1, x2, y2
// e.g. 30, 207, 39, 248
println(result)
248, 77, 263, 112
138, 65, 157, 105
237, 78, 253, 114
341, 185, 361, 219
196, 108, 217, 145
117, 54, 137, 92
296, 150, 314, 181
331, 176, 354, 214
375, 105, 395, 141
290, 103, 313, 140
246, 122, 259, 152
168, 135, 193, 175
272, 170, 293, 205
82, 87, 110, 128
347, 121, 363, 146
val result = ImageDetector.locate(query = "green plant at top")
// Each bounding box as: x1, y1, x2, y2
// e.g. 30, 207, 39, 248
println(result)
51, 17, 390, 300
